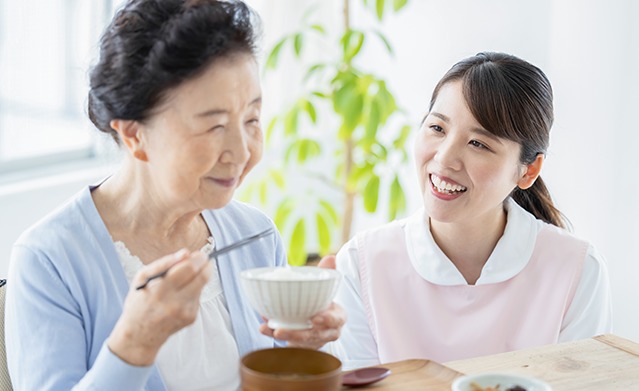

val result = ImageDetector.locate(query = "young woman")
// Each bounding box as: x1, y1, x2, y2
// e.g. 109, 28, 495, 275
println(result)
327, 52, 612, 370
6, 1, 344, 389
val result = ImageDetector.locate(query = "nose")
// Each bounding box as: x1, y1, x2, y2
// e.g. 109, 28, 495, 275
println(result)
220, 123, 251, 165
433, 137, 463, 171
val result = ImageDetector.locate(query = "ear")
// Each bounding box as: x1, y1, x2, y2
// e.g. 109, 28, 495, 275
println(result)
110, 119, 148, 162
517, 154, 544, 190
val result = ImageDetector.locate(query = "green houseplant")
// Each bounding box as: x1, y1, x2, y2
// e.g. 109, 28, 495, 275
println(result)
242, 0, 411, 264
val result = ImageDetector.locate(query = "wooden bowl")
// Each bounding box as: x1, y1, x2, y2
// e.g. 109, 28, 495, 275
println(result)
240, 347, 342, 391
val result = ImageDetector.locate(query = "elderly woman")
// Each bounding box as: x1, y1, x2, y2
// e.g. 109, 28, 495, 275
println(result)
5, 1, 344, 390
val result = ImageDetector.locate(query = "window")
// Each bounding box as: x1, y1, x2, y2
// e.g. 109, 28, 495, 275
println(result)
0, 0, 270, 177
0, 0, 115, 175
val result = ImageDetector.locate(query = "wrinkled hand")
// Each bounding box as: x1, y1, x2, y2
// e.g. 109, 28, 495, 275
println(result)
109, 249, 213, 366
259, 255, 345, 350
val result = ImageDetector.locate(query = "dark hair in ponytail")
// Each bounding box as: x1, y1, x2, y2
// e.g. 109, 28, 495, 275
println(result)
429, 52, 569, 229
512, 178, 568, 229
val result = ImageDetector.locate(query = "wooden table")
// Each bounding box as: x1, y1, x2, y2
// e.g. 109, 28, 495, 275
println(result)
346, 334, 639, 390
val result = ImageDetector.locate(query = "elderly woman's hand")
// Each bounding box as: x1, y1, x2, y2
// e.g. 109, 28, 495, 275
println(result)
259, 255, 346, 350
108, 249, 212, 366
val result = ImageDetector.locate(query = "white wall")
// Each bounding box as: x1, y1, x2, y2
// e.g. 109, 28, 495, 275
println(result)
0, 164, 114, 277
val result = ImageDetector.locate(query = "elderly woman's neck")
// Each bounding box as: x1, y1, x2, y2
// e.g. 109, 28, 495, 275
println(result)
92, 168, 203, 241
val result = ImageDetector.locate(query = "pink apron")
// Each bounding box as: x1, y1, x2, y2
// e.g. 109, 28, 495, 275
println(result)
356, 222, 587, 363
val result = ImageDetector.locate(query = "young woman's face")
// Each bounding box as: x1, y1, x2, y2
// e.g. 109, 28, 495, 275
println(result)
139, 52, 262, 211
415, 80, 525, 225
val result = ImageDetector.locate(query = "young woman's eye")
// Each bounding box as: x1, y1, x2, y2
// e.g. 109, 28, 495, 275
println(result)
430, 124, 444, 133
469, 139, 489, 150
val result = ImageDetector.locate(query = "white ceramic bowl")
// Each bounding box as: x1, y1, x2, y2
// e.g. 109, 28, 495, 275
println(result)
240, 266, 341, 330
452, 372, 553, 391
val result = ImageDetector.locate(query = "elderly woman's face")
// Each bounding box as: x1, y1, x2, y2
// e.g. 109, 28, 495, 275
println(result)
139, 52, 262, 210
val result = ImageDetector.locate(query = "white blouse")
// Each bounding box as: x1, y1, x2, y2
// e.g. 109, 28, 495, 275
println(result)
116, 237, 241, 391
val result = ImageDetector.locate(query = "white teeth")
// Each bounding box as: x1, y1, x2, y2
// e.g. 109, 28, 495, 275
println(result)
430, 174, 467, 194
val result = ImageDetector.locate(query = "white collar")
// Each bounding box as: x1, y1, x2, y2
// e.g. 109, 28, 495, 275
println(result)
404, 198, 543, 286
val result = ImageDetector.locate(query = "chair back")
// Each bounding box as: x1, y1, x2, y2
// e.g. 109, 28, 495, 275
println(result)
0, 279, 13, 390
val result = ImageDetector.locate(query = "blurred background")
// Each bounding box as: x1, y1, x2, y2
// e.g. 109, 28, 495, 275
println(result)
0, 0, 637, 340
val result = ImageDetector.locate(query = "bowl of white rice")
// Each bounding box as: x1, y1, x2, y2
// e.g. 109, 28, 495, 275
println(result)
240, 266, 341, 330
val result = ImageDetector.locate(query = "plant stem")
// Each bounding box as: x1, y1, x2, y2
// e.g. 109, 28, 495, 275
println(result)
343, 0, 350, 32
342, 139, 355, 244
340, 0, 356, 245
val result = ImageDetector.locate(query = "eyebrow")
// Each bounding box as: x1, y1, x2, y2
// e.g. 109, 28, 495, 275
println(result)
195, 96, 262, 117
428, 111, 503, 145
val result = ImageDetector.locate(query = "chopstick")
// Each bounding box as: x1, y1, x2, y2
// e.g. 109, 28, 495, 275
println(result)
135, 228, 274, 290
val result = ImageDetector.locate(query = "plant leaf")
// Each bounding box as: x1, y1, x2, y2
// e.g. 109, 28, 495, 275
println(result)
364, 98, 382, 149
274, 198, 294, 230
238, 181, 255, 202
283, 106, 300, 136
375, 0, 385, 21
265, 116, 278, 144
333, 79, 364, 135
340, 30, 353, 60
311, 90, 329, 99
303, 99, 317, 123
393, 124, 412, 149
319, 200, 339, 224
310, 24, 326, 34
259, 181, 268, 205
388, 175, 406, 220
344, 93, 364, 132
284, 142, 296, 164
333, 73, 364, 135
337, 123, 350, 140
370, 142, 388, 161
293, 33, 303, 57
316, 212, 331, 255
344, 31, 365, 63
363, 174, 380, 212
374, 30, 394, 56
297, 139, 321, 163
349, 163, 374, 189
376, 81, 397, 123
269, 168, 286, 189
265, 37, 287, 70
304, 63, 327, 82
288, 219, 307, 266
297, 140, 308, 162
392, 0, 408, 12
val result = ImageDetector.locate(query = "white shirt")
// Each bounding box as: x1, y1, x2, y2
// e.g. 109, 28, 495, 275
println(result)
327, 199, 613, 370
116, 237, 240, 391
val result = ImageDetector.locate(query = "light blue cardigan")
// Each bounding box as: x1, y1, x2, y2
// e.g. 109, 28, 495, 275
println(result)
6, 185, 287, 390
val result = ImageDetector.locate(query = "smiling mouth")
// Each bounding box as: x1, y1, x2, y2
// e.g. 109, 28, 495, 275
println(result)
209, 177, 239, 188
430, 174, 467, 195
